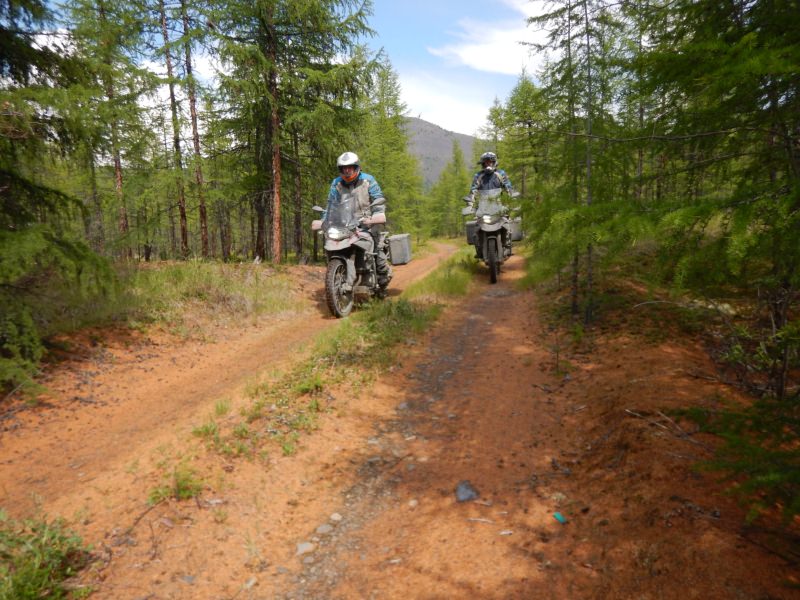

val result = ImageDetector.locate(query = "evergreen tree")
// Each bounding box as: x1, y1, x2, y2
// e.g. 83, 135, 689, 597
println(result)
67, 0, 156, 258
1, 0, 109, 388
210, 0, 376, 262
642, 0, 800, 399
357, 63, 424, 238
428, 141, 470, 239
179, 0, 211, 258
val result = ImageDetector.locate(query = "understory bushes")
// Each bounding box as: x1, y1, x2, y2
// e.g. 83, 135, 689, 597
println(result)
1, 260, 304, 393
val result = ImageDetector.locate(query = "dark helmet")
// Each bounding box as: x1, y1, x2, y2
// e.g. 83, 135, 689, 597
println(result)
337, 151, 360, 183
478, 151, 498, 172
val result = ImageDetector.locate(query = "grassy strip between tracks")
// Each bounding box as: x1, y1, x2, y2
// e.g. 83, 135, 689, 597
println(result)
187, 247, 476, 464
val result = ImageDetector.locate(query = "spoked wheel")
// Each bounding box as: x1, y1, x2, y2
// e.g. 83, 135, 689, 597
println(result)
487, 238, 499, 284
325, 258, 353, 318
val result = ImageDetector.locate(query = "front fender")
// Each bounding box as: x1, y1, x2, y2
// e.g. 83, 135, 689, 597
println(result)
478, 233, 505, 264
324, 233, 357, 252
327, 250, 358, 286
477, 221, 506, 233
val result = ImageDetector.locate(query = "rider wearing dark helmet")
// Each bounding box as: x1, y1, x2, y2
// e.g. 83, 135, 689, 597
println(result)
325, 151, 392, 288
467, 151, 516, 258
469, 151, 514, 198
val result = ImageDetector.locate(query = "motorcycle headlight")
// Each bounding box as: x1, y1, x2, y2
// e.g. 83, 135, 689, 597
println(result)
326, 227, 348, 241
481, 215, 499, 224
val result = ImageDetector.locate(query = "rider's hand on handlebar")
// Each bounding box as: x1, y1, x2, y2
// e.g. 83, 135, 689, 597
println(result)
360, 216, 374, 226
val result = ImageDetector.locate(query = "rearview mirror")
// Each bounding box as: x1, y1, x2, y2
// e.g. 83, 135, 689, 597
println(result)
312, 205, 324, 212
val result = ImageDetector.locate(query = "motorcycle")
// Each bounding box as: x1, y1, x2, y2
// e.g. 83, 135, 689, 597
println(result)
462, 188, 520, 284
312, 192, 390, 318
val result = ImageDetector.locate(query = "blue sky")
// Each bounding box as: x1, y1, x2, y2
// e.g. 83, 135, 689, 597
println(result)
366, 0, 548, 136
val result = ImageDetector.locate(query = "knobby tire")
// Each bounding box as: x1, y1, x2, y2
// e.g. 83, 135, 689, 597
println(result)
488, 238, 499, 284
325, 258, 353, 318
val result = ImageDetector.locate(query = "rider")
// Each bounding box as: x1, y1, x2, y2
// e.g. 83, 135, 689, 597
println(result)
467, 151, 515, 257
468, 151, 514, 198
325, 151, 392, 288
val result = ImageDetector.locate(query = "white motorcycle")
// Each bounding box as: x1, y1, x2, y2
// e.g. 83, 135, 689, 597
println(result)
462, 188, 521, 284
312, 193, 389, 318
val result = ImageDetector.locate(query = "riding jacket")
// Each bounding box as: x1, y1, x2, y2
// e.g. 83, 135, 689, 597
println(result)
470, 168, 514, 194
324, 172, 385, 220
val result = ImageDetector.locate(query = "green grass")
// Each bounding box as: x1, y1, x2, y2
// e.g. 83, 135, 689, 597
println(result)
35, 260, 304, 341
0, 510, 91, 599
403, 247, 477, 300
148, 463, 204, 505
192, 420, 219, 441
214, 399, 231, 417
201, 250, 478, 461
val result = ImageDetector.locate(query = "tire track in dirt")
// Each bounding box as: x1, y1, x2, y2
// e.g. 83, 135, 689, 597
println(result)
282, 254, 565, 599
0, 243, 456, 522
278, 255, 795, 600
2, 245, 793, 599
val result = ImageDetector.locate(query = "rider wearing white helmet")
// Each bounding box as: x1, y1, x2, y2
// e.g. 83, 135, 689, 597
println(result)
325, 151, 392, 288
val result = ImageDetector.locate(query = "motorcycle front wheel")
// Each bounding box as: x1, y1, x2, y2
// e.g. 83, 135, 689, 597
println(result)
487, 238, 499, 284
325, 258, 354, 318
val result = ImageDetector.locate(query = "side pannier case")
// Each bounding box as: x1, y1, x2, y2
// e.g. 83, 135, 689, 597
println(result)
388, 233, 412, 265
465, 220, 478, 245
508, 217, 524, 242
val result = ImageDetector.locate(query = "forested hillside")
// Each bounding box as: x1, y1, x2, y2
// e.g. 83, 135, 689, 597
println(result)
403, 117, 475, 189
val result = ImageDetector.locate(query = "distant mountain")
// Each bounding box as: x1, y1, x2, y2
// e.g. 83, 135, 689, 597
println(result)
403, 117, 479, 189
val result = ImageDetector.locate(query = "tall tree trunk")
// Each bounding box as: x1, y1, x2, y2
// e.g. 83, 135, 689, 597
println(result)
635, 10, 645, 205
292, 129, 302, 259
266, 13, 282, 264
112, 142, 129, 258
583, 0, 594, 326
88, 149, 105, 253
98, 1, 130, 259
159, 0, 189, 258
180, 0, 209, 257
567, 0, 580, 318
254, 123, 267, 260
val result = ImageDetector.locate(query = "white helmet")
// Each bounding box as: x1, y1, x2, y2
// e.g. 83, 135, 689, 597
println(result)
336, 151, 360, 182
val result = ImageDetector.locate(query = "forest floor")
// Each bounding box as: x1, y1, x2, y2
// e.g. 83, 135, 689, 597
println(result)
1, 243, 798, 599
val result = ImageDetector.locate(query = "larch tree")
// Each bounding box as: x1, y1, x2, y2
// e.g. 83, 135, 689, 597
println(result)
155, 0, 189, 257
1, 0, 109, 387
67, 0, 154, 258
357, 63, 424, 239
211, 0, 375, 263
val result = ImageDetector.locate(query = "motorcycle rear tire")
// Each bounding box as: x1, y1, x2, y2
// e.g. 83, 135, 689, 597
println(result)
325, 258, 354, 318
488, 238, 499, 284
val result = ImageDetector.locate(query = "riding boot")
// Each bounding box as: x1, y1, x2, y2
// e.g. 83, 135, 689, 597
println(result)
372, 230, 392, 288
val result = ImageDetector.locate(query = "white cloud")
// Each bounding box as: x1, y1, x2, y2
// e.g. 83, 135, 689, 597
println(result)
399, 69, 494, 136
191, 51, 221, 84
426, 2, 548, 77
427, 21, 534, 76
499, 0, 545, 19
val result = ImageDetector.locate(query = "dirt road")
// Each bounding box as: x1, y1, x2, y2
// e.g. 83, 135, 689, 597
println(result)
1, 248, 795, 599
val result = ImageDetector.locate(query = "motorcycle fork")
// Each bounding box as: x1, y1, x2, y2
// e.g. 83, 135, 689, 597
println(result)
480, 233, 499, 260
